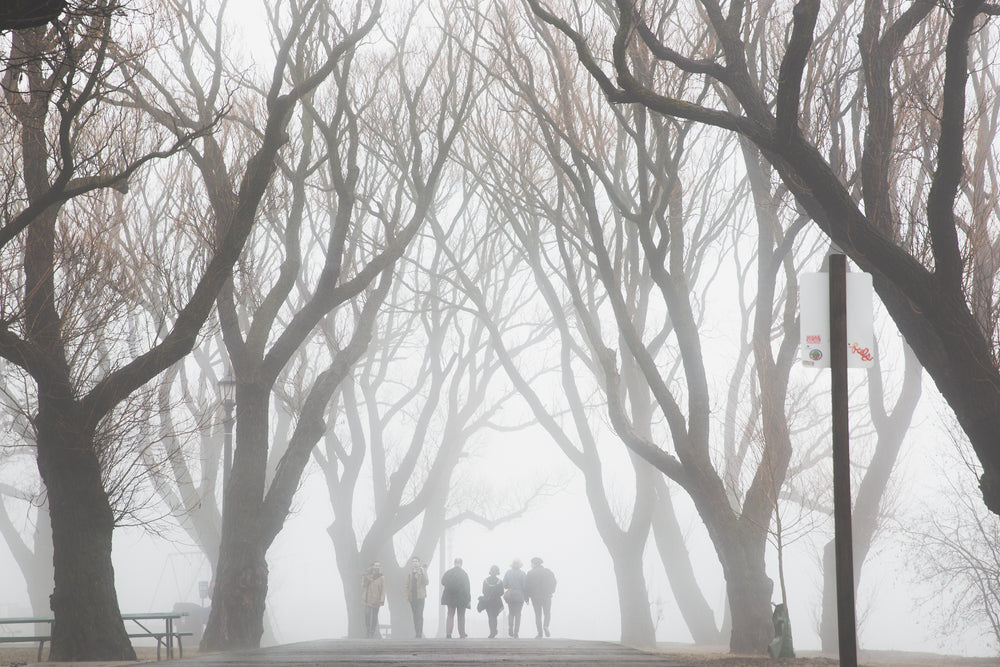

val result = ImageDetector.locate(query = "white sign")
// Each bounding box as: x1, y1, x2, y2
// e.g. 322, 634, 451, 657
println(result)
799, 272, 874, 368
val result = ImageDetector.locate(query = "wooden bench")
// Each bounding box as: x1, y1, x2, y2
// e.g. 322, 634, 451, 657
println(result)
0, 612, 192, 661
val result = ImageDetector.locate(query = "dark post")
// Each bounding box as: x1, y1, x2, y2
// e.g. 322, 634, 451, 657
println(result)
829, 254, 858, 666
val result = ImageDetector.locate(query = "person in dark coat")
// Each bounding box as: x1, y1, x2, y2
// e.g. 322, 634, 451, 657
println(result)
524, 556, 557, 638
440, 557, 471, 638
479, 565, 505, 638
502, 558, 526, 638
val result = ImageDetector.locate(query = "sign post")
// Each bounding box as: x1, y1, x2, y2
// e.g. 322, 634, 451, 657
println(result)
800, 254, 870, 667
828, 255, 858, 667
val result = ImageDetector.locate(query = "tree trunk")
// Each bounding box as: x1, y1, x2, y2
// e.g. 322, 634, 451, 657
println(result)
28, 507, 54, 638
819, 540, 838, 651
384, 566, 414, 639
36, 396, 135, 661
0, 499, 55, 637
610, 545, 657, 647
199, 538, 268, 650
650, 480, 723, 645
692, 492, 773, 655
719, 540, 773, 654
200, 386, 271, 651
327, 518, 366, 638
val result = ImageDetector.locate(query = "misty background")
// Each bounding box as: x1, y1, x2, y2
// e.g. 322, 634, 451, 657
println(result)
1, 0, 999, 661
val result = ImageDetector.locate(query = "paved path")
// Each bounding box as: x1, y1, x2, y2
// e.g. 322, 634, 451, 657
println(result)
165, 638, 691, 666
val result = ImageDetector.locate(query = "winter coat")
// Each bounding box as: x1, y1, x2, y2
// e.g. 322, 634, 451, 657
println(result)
440, 565, 471, 608
502, 567, 526, 604
362, 572, 386, 607
524, 565, 557, 604
481, 575, 504, 614
405, 566, 429, 602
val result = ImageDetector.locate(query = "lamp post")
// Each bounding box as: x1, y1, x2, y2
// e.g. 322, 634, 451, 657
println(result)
218, 373, 236, 505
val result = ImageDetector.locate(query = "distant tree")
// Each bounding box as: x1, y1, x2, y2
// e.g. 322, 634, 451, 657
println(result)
813, 342, 922, 649
315, 223, 542, 637
907, 435, 1000, 652
463, 3, 808, 650
0, 485, 52, 635
527, 0, 1000, 521
0, 363, 51, 629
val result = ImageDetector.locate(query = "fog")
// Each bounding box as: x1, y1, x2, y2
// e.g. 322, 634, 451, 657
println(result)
3, 389, 991, 657
2, 0, 1000, 662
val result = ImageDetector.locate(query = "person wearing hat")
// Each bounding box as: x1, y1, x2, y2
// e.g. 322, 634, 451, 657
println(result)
502, 558, 526, 638
524, 556, 557, 638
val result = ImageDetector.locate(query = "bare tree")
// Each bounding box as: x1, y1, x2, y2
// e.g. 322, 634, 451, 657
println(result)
460, 2, 806, 650
0, 1, 262, 657
907, 434, 1000, 652
315, 212, 542, 637
120, 0, 480, 649
527, 0, 1000, 520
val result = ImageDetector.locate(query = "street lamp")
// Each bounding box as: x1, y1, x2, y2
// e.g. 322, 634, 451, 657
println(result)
218, 372, 236, 503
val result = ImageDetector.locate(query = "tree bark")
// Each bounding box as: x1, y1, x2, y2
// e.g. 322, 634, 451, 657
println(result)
200, 385, 270, 650
609, 540, 658, 647
36, 393, 135, 661
712, 525, 774, 654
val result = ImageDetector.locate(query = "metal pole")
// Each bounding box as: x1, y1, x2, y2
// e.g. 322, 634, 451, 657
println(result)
829, 254, 858, 667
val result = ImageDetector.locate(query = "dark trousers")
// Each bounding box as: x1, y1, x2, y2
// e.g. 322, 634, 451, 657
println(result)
410, 597, 425, 637
531, 596, 552, 636
487, 610, 500, 637
507, 601, 523, 637
445, 605, 466, 637
364, 605, 381, 638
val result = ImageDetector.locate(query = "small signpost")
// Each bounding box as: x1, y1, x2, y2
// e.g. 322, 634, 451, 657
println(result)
799, 268, 874, 369
800, 254, 872, 667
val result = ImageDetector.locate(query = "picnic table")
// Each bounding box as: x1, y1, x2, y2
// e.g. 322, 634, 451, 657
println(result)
0, 611, 191, 661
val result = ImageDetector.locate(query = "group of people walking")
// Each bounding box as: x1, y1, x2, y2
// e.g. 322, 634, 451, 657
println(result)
361, 555, 557, 639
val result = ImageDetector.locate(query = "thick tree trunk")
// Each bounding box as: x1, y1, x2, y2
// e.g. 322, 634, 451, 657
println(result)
326, 516, 366, 638
36, 397, 135, 661
610, 546, 657, 647
200, 386, 271, 651
384, 566, 413, 639
693, 487, 773, 655
719, 540, 773, 654
200, 539, 268, 650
